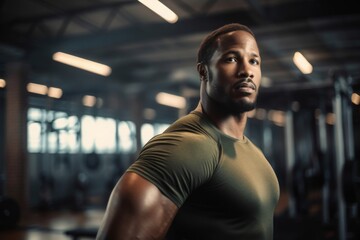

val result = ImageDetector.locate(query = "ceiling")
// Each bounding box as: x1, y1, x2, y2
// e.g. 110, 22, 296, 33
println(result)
0, 0, 359, 117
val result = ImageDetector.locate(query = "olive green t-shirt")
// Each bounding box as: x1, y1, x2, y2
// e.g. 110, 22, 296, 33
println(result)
128, 111, 279, 240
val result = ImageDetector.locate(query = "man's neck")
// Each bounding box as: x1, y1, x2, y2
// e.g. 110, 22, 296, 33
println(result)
195, 102, 248, 140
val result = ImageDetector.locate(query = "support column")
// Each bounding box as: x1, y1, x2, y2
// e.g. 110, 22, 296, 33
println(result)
333, 76, 347, 240
317, 107, 330, 224
0, 88, 6, 196
285, 110, 296, 218
132, 93, 144, 154
4, 62, 29, 211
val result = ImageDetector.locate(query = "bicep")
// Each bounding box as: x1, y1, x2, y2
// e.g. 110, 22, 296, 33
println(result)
96, 172, 178, 240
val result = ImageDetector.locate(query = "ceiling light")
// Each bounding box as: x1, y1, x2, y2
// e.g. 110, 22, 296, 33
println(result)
268, 110, 285, 127
156, 92, 186, 109
48, 87, 63, 99
0, 79, 6, 88
260, 76, 272, 88
247, 109, 256, 118
82, 95, 97, 107
326, 113, 335, 125
293, 51, 313, 74
138, 0, 178, 23
351, 93, 360, 105
143, 108, 156, 120
53, 52, 112, 76
255, 108, 267, 120
27, 83, 48, 95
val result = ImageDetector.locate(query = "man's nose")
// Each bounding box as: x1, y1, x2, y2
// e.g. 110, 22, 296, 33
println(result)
237, 62, 254, 79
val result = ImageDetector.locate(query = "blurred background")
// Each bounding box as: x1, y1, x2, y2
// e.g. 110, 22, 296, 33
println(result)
0, 0, 359, 239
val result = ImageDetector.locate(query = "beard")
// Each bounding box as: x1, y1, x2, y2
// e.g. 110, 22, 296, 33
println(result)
205, 87, 257, 115
223, 97, 257, 115
231, 98, 257, 113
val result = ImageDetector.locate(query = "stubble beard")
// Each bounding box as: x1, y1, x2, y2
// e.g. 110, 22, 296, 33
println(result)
225, 98, 257, 115
205, 88, 257, 115
206, 70, 258, 114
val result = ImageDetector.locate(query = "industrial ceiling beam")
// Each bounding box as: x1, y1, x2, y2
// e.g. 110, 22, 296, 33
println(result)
29, 0, 357, 55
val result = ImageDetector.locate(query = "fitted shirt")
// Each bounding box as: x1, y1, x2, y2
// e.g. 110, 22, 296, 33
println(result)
128, 111, 279, 240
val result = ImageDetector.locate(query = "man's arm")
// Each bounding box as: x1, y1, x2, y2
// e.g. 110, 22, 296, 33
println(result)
96, 172, 178, 240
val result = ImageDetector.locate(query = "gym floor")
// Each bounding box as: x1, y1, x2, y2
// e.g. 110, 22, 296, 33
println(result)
0, 208, 102, 240
0, 191, 358, 240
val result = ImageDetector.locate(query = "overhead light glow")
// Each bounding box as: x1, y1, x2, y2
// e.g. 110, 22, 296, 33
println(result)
326, 113, 335, 125
48, 87, 63, 99
247, 109, 256, 118
143, 108, 156, 120
27, 83, 48, 95
156, 92, 186, 109
53, 52, 112, 76
255, 108, 267, 120
138, 0, 178, 23
0, 79, 6, 88
293, 51, 313, 74
268, 110, 285, 127
83, 95, 97, 107
352, 93, 360, 105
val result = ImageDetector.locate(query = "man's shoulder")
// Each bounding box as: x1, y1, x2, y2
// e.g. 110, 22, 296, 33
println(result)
144, 113, 220, 157
151, 128, 217, 150
164, 111, 220, 143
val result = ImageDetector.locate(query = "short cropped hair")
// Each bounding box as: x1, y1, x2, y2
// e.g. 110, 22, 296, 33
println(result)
197, 23, 255, 64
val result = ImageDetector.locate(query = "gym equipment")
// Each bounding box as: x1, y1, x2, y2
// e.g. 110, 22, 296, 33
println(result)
64, 227, 98, 240
0, 196, 20, 228
333, 73, 358, 240
342, 160, 360, 204
84, 152, 101, 171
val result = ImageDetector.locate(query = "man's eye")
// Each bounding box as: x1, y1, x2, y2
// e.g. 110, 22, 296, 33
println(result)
250, 59, 260, 65
226, 57, 237, 62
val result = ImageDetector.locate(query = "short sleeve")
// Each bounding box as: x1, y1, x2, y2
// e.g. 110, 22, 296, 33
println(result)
127, 131, 219, 207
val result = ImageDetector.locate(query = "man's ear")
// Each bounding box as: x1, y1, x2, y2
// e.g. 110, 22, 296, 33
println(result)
197, 63, 208, 82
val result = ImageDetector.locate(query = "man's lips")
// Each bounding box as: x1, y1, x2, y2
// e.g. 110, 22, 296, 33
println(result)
233, 79, 256, 92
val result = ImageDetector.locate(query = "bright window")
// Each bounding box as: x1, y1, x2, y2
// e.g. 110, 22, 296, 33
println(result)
94, 117, 116, 153
118, 121, 136, 153
81, 115, 96, 153
141, 123, 170, 146
81, 115, 116, 153
28, 108, 135, 154
27, 121, 42, 153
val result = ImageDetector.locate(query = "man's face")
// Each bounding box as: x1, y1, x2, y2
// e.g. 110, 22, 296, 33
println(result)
204, 30, 262, 114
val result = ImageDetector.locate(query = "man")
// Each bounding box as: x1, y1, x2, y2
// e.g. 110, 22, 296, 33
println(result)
96, 23, 279, 240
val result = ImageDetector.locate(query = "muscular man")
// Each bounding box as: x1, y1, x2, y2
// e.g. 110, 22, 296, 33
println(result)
96, 23, 280, 240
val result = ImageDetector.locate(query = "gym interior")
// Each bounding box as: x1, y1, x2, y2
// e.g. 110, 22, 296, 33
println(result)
0, 0, 359, 239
